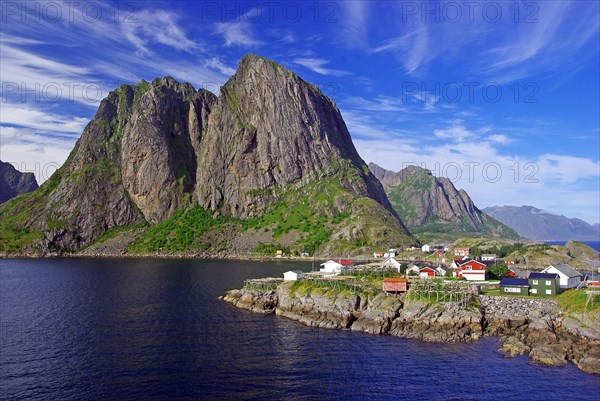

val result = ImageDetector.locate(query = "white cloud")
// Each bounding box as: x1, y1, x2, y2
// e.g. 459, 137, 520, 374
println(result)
120, 10, 199, 56
214, 15, 264, 48
433, 125, 474, 142
487, 134, 513, 144
0, 126, 74, 184
1, 103, 88, 133
339, 1, 370, 47
293, 58, 350, 77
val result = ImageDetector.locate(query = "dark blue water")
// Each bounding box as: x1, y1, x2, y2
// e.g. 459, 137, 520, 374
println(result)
545, 240, 600, 251
1, 258, 599, 400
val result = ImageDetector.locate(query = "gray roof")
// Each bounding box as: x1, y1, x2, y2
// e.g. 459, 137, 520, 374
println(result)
546, 264, 583, 278
509, 267, 528, 278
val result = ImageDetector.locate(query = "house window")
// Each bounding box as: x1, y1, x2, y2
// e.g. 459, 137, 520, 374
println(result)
531, 289, 538, 294
545, 280, 551, 285
546, 289, 552, 295
532, 280, 538, 285
504, 287, 520, 293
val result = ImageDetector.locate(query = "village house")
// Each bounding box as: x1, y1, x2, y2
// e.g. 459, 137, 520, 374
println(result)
481, 254, 496, 262
529, 272, 560, 296
373, 251, 384, 258
319, 259, 354, 274
434, 265, 448, 276
283, 270, 304, 281
421, 244, 431, 252
455, 259, 487, 281
542, 264, 583, 290
507, 266, 528, 278
382, 278, 408, 293
499, 277, 530, 296
406, 264, 420, 276
419, 266, 436, 278
384, 249, 399, 257
382, 256, 401, 272
454, 247, 470, 257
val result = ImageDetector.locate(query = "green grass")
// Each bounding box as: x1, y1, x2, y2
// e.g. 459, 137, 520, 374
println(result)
127, 204, 240, 253
557, 289, 600, 314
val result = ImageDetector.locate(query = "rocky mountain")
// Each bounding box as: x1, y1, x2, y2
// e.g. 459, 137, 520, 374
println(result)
483, 205, 600, 241
369, 163, 519, 240
0, 54, 413, 256
0, 161, 38, 203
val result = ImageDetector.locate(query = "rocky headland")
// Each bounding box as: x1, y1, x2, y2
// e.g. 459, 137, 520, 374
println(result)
222, 284, 600, 374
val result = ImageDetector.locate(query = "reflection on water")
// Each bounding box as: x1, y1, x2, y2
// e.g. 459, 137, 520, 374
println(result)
1, 258, 598, 400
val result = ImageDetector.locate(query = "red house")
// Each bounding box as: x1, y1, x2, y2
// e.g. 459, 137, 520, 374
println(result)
419, 267, 436, 278
383, 278, 408, 292
457, 260, 486, 281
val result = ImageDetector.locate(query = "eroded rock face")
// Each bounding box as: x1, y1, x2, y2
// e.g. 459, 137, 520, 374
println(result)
275, 286, 360, 329
389, 301, 483, 342
120, 78, 216, 223
351, 293, 403, 334
197, 55, 394, 219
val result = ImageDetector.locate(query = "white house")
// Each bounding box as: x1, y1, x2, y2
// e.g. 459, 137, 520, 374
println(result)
384, 249, 399, 257
481, 254, 496, 261
382, 257, 401, 272
319, 259, 354, 274
434, 265, 448, 276
454, 247, 470, 257
283, 270, 304, 281
542, 264, 583, 290
406, 264, 420, 276
421, 244, 431, 252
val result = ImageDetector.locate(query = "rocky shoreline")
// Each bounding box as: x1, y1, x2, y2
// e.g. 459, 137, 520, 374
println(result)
222, 284, 600, 374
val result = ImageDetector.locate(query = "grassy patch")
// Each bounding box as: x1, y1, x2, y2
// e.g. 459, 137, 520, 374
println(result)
127, 204, 240, 253
557, 289, 600, 314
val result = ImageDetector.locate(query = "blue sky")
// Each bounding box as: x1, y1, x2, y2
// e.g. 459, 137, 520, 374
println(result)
1, 0, 599, 224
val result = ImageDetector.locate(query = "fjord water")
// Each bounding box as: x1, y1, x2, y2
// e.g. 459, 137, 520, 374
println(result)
1, 259, 598, 400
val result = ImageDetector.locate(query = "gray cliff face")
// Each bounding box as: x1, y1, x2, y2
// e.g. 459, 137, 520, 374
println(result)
369, 162, 519, 239
1, 54, 410, 253
120, 78, 216, 223
0, 161, 38, 203
197, 55, 393, 219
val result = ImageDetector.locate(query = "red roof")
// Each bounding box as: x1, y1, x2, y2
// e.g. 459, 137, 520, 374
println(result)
420, 267, 436, 272
338, 259, 354, 266
383, 278, 408, 282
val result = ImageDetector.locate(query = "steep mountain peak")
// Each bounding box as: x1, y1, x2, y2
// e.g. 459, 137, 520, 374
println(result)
368, 163, 519, 240
0, 55, 412, 255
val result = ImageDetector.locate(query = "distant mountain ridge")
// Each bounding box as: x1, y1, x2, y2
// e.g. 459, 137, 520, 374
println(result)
483, 205, 600, 241
0, 161, 38, 203
369, 163, 520, 240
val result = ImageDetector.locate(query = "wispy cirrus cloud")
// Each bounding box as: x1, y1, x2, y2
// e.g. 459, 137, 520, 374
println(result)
214, 10, 264, 48
338, 1, 370, 48
121, 10, 200, 55
293, 58, 350, 77
1, 103, 88, 134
